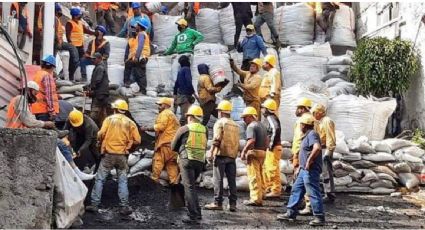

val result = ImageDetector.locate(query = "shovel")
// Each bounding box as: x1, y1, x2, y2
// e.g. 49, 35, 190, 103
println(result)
169, 176, 185, 210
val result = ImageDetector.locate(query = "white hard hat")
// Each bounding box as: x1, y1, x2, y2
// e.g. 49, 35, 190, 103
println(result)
26, 81, 40, 91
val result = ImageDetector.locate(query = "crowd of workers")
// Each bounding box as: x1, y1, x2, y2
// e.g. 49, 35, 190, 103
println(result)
4, 2, 339, 227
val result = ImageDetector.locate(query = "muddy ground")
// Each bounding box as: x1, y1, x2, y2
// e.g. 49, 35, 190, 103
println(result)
79, 175, 425, 229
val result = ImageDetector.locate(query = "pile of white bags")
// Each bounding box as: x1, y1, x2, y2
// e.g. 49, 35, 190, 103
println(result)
280, 43, 332, 88
279, 83, 329, 141
218, 4, 247, 46
152, 14, 180, 52
194, 43, 228, 56
105, 36, 127, 66
129, 96, 160, 126
275, 3, 315, 45
146, 55, 174, 95
327, 94, 397, 141
195, 9, 223, 44
330, 4, 356, 47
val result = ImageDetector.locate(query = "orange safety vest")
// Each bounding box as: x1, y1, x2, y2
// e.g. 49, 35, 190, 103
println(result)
31, 70, 60, 115
56, 16, 64, 45
128, 32, 150, 60
193, 2, 200, 15
68, 20, 84, 47
5, 96, 26, 129
90, 39, 108, 57
96, 2, 112, 11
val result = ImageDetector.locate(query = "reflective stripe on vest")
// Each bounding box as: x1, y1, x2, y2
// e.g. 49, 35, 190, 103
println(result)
68, 20, 84, 47
185, 123, 207, 162
31, 70, 59, 114
90, 39, 108, 57
5, 96, 26, 129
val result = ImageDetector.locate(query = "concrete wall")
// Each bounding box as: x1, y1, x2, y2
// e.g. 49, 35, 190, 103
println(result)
354, 2, 425, 130
0, 128, 57, 229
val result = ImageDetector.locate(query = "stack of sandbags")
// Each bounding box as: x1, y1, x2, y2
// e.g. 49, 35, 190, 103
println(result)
195, 9, 223, 44
146, 54, 174, 96
152, 14, 181, 52
327, 94, 397, 141
323, 54, 355, 97
330, 4, 356, 48
280, 43, 332, 88
128, 95, 160, 126
279, 83, 329, 141
127, 149, 171, 186
218, 4, 247, 46
275, 3, 315, 46
194, 43, 228, 56
105, 36, 127, 66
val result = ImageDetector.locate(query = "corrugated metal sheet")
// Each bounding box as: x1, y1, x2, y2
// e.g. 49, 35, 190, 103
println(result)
0, 35, 21, 127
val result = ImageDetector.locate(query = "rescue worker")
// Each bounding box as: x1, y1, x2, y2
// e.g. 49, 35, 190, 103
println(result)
230, 58, 262, 118
261, 99, 282, 198
218, 2, 253, 49
118, 2, 152, 38
5, 81, 94, 181
88, 53, 110, 128
66, 7, 95, 75
140, 97, 180, 185
259, 54, 281, 111
171, 105, 208, 224
237, 24, 267, 71
240, 107, 268, 206
55, 3, 80, 81
197, 64, 226, 126
315, 3, 340, 42
10, 2, 32, 49
254, 2, 281, 48
173, 55, 199, 126
123, 18, 151, 95
204, 100, 240, 212
163, 18, 204, 56
64, 109, 100, 172
277, 113, 325, 226
95, 2, 116, 35
87, 99, 141, 215
81, 26, 110, 81
32, 55, 59, 122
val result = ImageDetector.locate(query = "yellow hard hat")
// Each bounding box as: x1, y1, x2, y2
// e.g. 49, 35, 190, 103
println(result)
261, 99, 277, 112
263, 54, 277, 67
111, 99, 129, 111
246, 24, 255, 30
217, 100, 232, 113
186, 105, 203, 117
250, 58, 263, 68
311, 103, 326, 114
299, 113, 315, 125
297, 97, 312, 108
156, 97, 173, 107
241, 106, 257, 118
69, 109, 84, 127
176, 18, 188, 27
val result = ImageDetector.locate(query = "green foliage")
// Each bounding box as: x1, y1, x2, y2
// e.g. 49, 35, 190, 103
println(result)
350, 37, 420, 97
412, 129, 425, 149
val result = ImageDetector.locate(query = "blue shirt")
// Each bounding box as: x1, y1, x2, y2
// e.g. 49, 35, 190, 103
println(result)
173, 66, 195, 96
299, 130, 322, 173
238, 35, 268, 60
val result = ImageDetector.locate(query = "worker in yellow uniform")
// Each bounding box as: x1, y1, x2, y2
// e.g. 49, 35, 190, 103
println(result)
240, 107, 268, 206
259, 54, 281, 114
261, 99, 283, 198
140, 98, 180, 185
86, 99, 141, 216
230, 58, 263, 119
300, 103, 337, 215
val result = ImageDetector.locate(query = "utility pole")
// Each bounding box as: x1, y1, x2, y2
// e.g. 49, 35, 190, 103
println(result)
42, 2, 54, 57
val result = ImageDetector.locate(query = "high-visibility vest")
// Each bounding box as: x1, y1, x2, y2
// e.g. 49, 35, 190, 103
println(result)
90, 39, 108, 57
56, 16, 64, 44
185, 122, 207, 162
31, 70, 60, 115
5, 96, 26, 129
95, 2, 112, 11
141, 31, 151, 58
68, 20, 84, 47
193, 2, 200, 15
127, 34, 139, 60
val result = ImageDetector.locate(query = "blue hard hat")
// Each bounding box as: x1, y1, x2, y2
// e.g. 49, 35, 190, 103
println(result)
136, 18, 150, 30
131, 2, 141, 9
160, 5, 168, 14
42, 54, 56, 67
55, 3, 62, 12
130, 18, 139, 28
96, 25, 107, 35
70, 7, 81, 17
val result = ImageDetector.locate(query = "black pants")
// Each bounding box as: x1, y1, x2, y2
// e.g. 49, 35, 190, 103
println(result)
241, 59, 252, 71
57, 42, 80, 81
124, 59, 147, 93
234, 16, 252, 48
96, 9, 116, 35
201, 101, 218, 126
213, 156, 237, 205
179, 158, 204, 220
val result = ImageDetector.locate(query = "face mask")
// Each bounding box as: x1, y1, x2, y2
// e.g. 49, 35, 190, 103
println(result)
177, 26, 184, 32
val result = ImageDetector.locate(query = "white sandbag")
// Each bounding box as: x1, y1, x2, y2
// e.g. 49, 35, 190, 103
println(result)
237, 167, 247, 177
334, 175, 352, 186
371, 166, 398, 179
407, 162, 425, 173
359, 169, 379, 183
370, 141, 392, 154
281, 148, 293, 160
129, 158, 152, 175
388, 162, 412, 174
58, 85, 84, 94
327, 55, 353, 65
65, 96, 91, 111
330, 4, 356, 47
54, 148, 88, 228
377, 173, 398, 185
145, 2, 162, 13
395, 146, 425, 159
362, 152, 396, 162
351, 160, 377, 169
348, 136, 374, 154
341, 152, 361, 162
200, 175, 214, 189
152, 14, 180, 52
108, 64, 125, 86
218, 4, 247, 45
333, 152, 343, 160
398, 173, 420, 189
194, 43, 228, 56
128, 151, 143, 167
326, 65, 350, 74
59, 94, 75, 100
146, 55, 174, 94
332, 160, 356, 172
236, 175, 250, 192
336, 186, 372, 193
280, 43, 333, 58
195, 9, 222, 43
327, 94, 397, 141
280, 159, 294, 174
325, 78, 345, 88
370, 180, 395, 189
394, 150, 423, 163
56, 80, 74, 87
105, 36, 128, 65
118, 83, 140, 97
349, 170, 363, 180
129, 96, 159, 127
382, 138, 415, 151
276, 4, 315, 45
143, 149, 155, 158
334, 169, 350, 177
321, 71, 348, 82
279, 83, 329, 141
236, 157, 246, 169
335, 130, 349, 154
347, 181, 371, 188
372, 188, 396, 195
